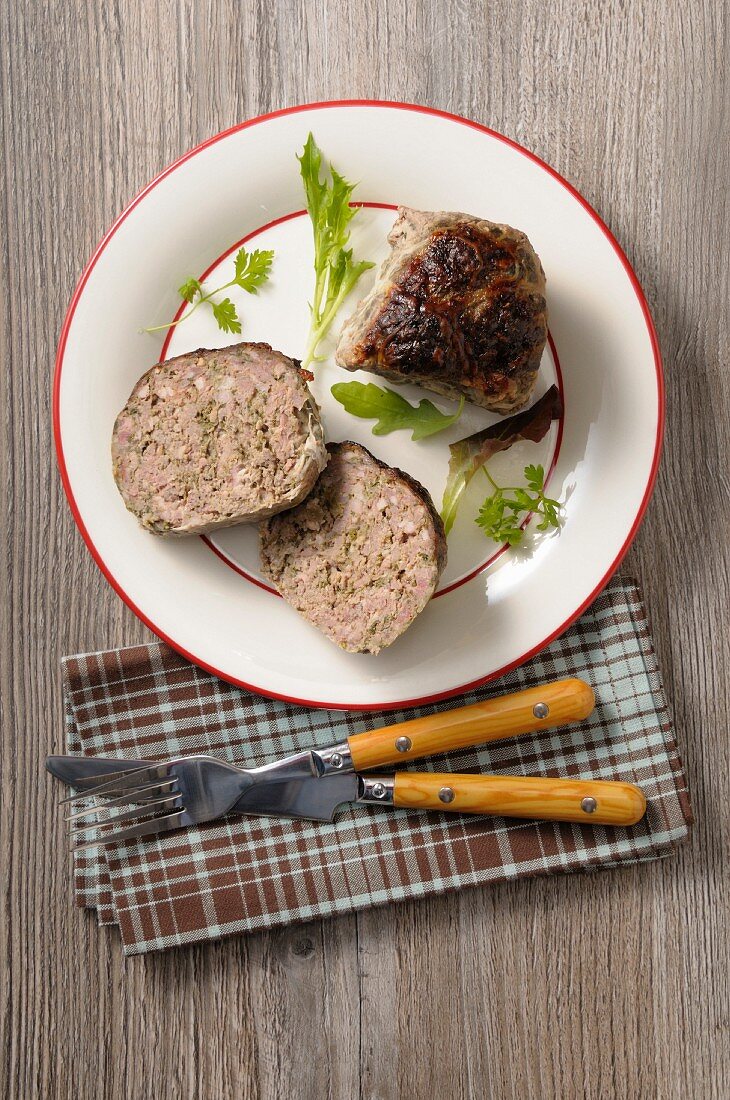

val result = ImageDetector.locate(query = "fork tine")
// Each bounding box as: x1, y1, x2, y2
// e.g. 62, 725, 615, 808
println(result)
65, 780, 179, 821
71, 810, 187, 852
69, 794, 183, 835
59, 764, 172, 804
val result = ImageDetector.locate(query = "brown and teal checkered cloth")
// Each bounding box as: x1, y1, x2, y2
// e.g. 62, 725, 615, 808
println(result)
62, 578, 692, 955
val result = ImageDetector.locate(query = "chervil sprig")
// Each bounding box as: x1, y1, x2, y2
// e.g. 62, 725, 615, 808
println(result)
475, 463, 562, 545
144, 247, 274, 336
440, 385, 562, 534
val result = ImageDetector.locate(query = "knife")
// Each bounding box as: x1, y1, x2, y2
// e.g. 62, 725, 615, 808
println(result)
48, 677, 596, 813
51, 679, 648, 837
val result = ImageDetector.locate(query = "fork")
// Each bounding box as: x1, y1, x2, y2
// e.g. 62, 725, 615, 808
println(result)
64, 755, 300, 851
62, 750, 646, 851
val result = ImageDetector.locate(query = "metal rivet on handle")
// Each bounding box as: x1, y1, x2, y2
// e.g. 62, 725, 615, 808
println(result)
395, 736, 412, 753
581, 796, 597, 814
371, 782, 387, 800
533, 702, 549, 719
439, 787, 455, 804
330, 753, 344, 769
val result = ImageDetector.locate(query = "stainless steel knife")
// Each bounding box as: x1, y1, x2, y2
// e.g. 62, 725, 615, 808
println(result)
49, 680, 651, 848
48, 677, 597, 818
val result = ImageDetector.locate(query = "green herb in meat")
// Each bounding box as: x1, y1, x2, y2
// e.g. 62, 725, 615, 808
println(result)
297, 133, 374, 369
144, 247, 274, 336
331, 380, 464, 440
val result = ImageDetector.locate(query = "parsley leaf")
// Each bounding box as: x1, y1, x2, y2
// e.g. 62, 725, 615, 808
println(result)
440, 386, 563, 534
331, 381, 464, 440
145, 246, 274, 335
211, 298, 241, 334
178, 277, 202, 303
524, 463, 544, 492
476, 464, 562, 546
233, 247, 274, 293
297, 133, 374, 369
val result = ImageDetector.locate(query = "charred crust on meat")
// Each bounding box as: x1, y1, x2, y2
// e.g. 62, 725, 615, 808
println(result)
336, 208, 548, 413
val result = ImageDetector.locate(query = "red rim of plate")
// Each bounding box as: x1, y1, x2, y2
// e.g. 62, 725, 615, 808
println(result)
53, 99, 664, 712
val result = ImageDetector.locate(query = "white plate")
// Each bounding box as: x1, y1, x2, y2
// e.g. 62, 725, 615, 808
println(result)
54, 101, 663, 711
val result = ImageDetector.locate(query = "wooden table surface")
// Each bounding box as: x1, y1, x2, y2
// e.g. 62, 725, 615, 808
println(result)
2, 1, 728, 1096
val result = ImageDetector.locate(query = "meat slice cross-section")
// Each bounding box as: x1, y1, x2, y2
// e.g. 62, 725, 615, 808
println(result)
112, 342, 327, 535
259, 441, 447, 654
336, 207, 548, 413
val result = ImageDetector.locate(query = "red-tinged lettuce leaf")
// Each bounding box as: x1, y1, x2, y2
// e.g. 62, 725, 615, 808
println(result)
440, 385, 563, 534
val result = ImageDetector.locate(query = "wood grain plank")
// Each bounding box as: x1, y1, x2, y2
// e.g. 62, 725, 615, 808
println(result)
1, 0, 728, 1097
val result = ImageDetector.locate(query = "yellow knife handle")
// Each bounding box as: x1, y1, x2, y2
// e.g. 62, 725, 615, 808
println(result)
347, 679, 595, 772
391, 772, 646, 826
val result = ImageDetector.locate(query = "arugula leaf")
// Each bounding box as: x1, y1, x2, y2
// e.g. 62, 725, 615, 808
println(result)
440, 385, 563, 534
211, 298, 241, 334
297, 134, 374, 369
331, 380, 464, 441
145, 246, 274, 335
476, 463, 563, 545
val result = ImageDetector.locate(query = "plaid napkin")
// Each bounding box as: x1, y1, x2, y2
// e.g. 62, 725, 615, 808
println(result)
62, 577, 692, 955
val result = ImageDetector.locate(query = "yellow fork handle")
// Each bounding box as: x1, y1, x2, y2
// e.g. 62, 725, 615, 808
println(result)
388, 771, 646, 827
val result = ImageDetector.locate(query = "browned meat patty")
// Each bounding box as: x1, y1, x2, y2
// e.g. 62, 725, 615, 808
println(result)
336, 207, 548, 413
260, 442, 447, 654
112, 343, 327, 535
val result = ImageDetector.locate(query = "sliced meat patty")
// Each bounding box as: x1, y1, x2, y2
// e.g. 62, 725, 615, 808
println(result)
336, 207, 548, 413
260, 442, 447, 654
112, 342, 327, 535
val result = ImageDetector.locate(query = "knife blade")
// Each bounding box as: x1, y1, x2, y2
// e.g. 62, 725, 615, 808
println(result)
46, 755, 157, 787
236, 764, 359, 821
